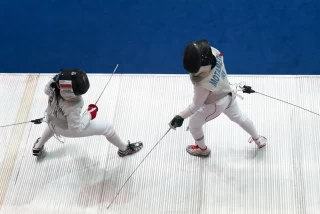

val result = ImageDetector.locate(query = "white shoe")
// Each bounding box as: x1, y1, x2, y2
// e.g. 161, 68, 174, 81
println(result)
186, 144, 211, 156
249, 136, 267, 148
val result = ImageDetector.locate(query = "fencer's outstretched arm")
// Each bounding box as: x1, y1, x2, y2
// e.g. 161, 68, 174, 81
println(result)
179, 86, 210, 119
67, 108, 91, 134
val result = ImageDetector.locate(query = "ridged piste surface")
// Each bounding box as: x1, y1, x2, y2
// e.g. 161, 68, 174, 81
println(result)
0, 74, 320, 214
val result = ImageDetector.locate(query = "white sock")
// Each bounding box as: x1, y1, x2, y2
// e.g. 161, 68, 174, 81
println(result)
238, 118, 259, 139
196, 136, 207, 150
35, 126, 54, 149
107, 132, 127, 151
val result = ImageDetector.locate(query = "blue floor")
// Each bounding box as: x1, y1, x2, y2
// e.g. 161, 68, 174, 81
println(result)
0, 0, 319, 74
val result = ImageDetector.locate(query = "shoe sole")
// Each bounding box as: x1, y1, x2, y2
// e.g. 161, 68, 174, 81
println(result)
186, 150, 211, 156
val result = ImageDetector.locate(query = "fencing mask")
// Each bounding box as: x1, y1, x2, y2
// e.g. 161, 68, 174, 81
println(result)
55, 69, 90, 100
183, 39, 216, 74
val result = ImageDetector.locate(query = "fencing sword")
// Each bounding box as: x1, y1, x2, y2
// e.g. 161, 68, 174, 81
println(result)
240, 85, 320, 117
107, 126, 173, 209
94, 64, 119, 105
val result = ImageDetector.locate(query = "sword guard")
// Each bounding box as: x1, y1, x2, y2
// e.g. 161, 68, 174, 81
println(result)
241, 85, 255, 94
31, 117, 44, 124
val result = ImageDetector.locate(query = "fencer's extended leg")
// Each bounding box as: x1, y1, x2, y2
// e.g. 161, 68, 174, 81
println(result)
33, 126, 55, 156
223, 99, 267, 148
54, 119, 143, 157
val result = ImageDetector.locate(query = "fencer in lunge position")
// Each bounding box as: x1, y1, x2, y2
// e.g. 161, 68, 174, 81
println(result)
170, 40, 267, 157
32, 69, 143, 157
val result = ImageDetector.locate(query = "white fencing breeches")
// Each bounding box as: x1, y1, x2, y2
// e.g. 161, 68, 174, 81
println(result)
36, 119, 127, 151
188, 95, 259, 148
53, 119, 115, 138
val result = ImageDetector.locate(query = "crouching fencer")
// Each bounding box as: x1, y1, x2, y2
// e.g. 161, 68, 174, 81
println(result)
32, 69, 143, 157
170, 40, 267, 157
